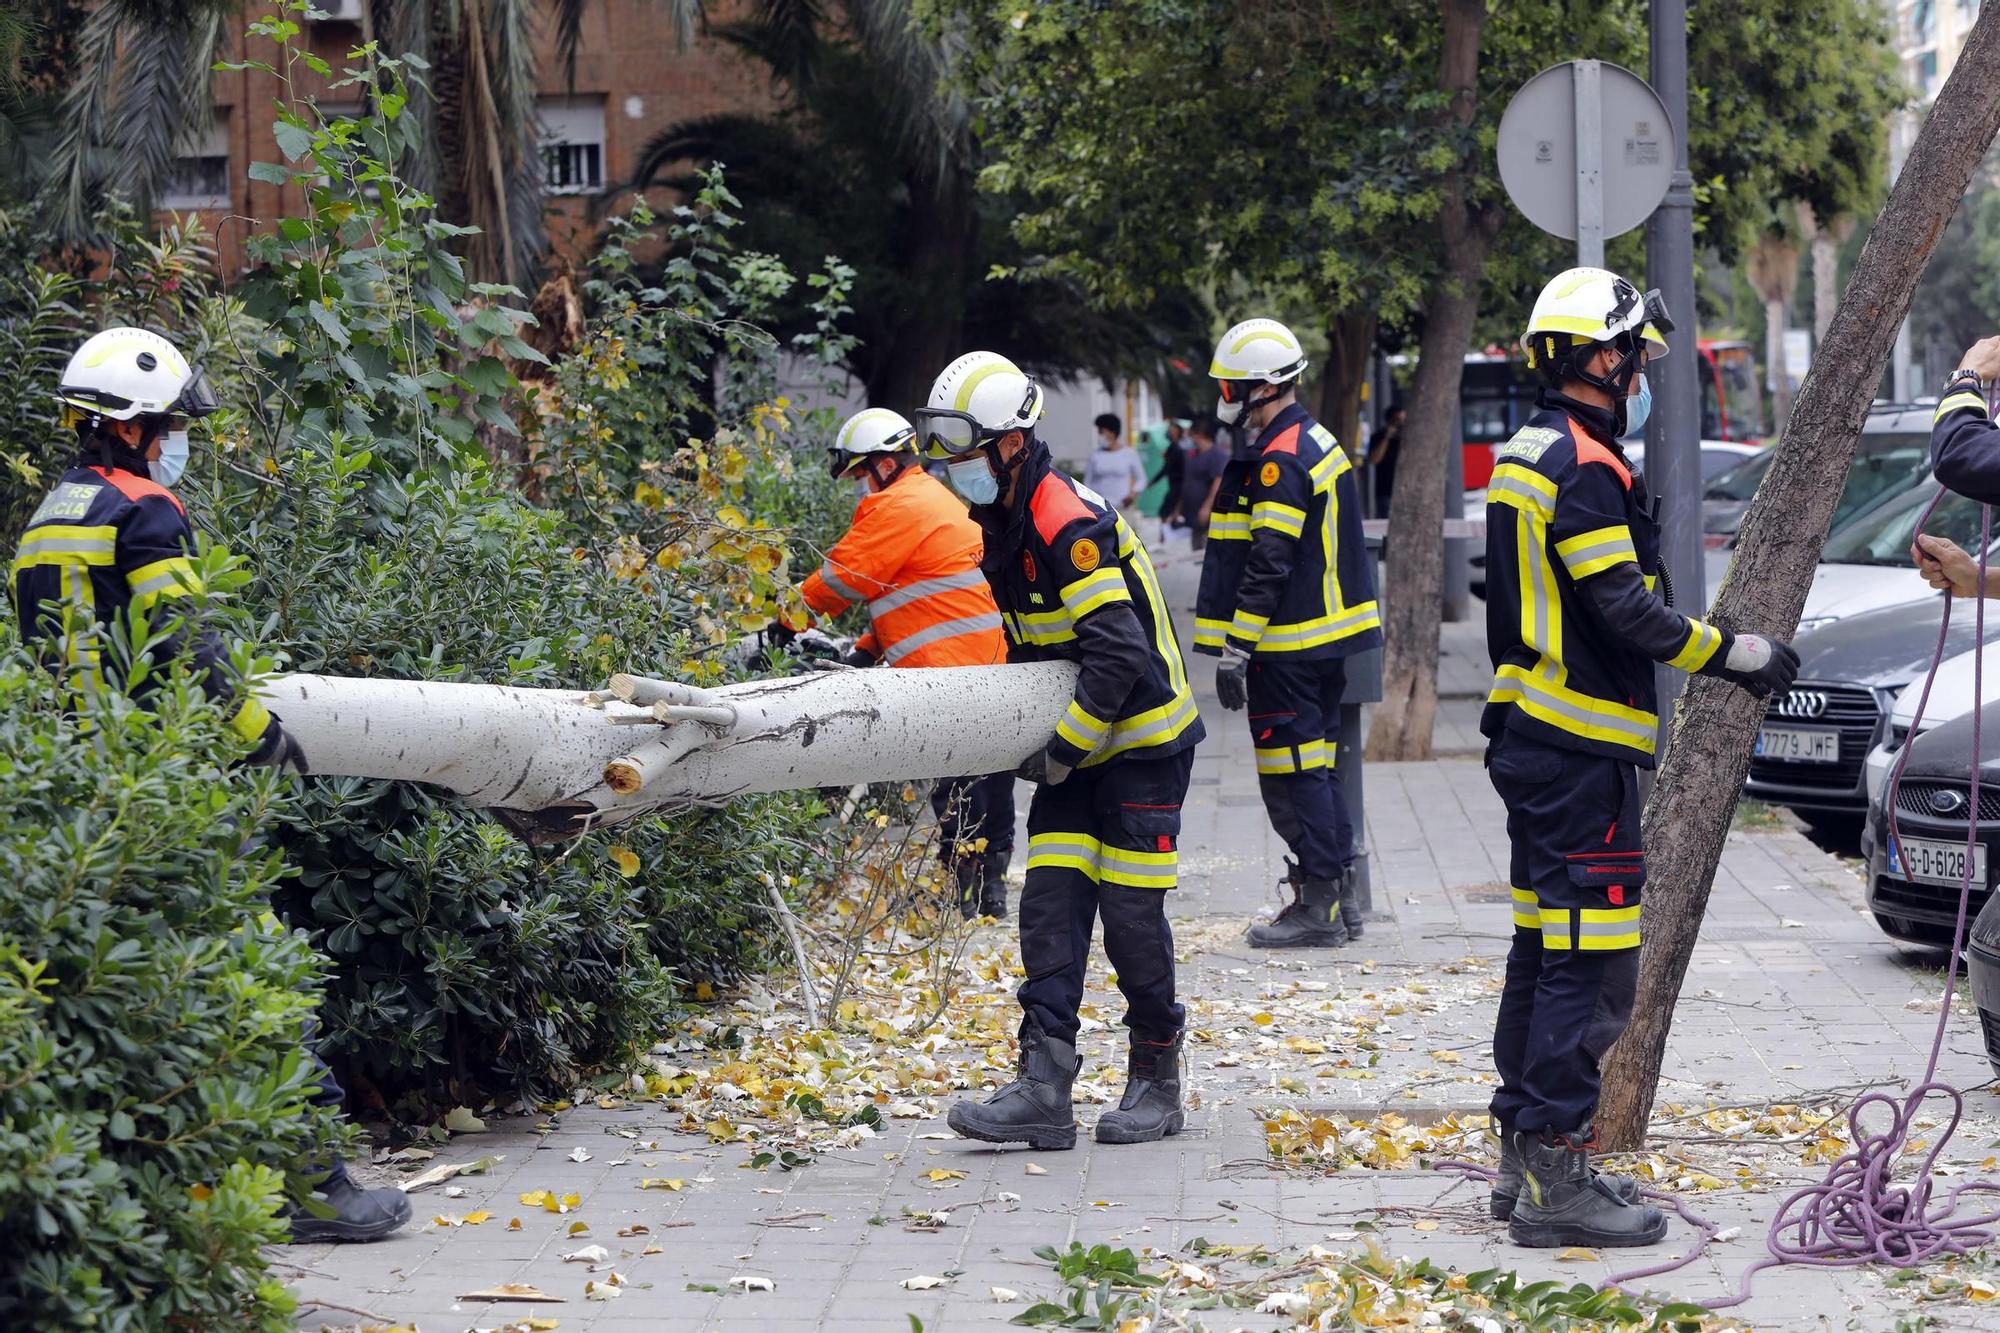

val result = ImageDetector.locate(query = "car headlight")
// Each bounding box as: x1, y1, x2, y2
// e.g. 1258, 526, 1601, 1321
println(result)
1796, 615, 1838, 634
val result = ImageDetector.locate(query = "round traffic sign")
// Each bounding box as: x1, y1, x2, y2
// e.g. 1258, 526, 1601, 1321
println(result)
1497, 60, 1674, 241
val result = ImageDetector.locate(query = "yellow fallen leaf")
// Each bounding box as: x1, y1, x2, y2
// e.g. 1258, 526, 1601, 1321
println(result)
1556, 1247, 1600, 1262
642, 1243, 664, 1255
525, 1320, 560, 1332
609, 846, 639, 878
507, 1217, 523, 1231
568, 1220, 590, 1235
618, 1224, 650, 1237
188, 1183, 213, 1202
1252, 1013, 1275, 1026
1413, 1220, 1439, 1232
520, 1190, 552, 1208
463, 1210, 492, 1225
923, 1168, 967, 1182
561, 1192, 581, 1211
639, 1178, 686, 1191
458, 1283, 562, 1303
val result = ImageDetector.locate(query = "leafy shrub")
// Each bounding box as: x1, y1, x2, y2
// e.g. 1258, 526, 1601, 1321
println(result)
0, 594, 346, 1330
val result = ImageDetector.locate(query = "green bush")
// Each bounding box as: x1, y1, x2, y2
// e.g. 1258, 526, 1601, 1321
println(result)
0, 600, 345, 1330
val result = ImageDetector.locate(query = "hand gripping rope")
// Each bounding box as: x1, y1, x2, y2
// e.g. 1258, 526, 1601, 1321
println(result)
1440, 490, 2000, 1312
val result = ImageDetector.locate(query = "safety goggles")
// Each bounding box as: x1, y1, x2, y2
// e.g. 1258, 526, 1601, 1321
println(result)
914, 407, 1003, 459
1607, 280, 1676, 340
171, 365, 221, 418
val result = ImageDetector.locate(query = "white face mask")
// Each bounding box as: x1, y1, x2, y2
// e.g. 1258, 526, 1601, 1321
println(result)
1215, 394, 1245, 426
150, 430, 190, 488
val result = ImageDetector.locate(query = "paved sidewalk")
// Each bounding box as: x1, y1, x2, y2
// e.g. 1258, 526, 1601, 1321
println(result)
291, 562, 2000, 1332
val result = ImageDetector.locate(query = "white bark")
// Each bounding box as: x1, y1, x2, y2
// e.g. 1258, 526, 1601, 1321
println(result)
258, 662, 1081, 840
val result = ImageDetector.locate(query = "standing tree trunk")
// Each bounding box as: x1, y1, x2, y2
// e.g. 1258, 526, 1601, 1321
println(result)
871, 169, 973, 409
1365, 0, 1497, 763
1747, 222, 1803, 435
1596, 5, 2000, 1150
1812, 215, 1857, 348
1319, 310, 1376, 463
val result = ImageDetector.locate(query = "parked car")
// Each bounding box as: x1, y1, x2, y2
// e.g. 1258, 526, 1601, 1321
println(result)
1701, 405, 1933, 550
1794, 484, 1996, 633
1622, 439, 1764, 482
1744, 596, 1996, 832
1863, 700, 2000, 952
1861, 629, 2000, 811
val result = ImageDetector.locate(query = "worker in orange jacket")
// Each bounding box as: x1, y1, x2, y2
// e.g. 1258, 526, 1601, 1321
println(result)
802, 408, 1015, 917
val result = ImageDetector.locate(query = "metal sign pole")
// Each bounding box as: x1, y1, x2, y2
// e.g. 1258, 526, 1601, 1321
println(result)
1574, 59, 1605, 267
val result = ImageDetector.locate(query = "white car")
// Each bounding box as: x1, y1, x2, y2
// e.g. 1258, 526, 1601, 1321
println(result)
1797, 483, 1998, 634
1866, 638, 2000, 807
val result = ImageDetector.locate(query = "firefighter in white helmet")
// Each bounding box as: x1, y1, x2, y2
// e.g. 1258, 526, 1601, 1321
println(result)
1483, 268, 1797, 1248
799, 407, 1013, 917
919, 351, 1203, 1150
1193, 317, 1381, 949
12, 326, 410, 1243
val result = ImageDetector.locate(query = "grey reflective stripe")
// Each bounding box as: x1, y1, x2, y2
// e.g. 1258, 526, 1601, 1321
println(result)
1510, 671, 1656, 744
818, 561, 865, 602
1523, 512, 1551, 655
1559, 533, 1635, 569
869, 568, 987, 615
882, 611, 1003, 663
1487, 473, 1553, 517
17, 534, 116, 559
1105, 694, 1198, 748
128, 568, 185, 599
1575, 916, 1641, 939
1027, 834, 1102, 871
1098, 850, 1176, 884
1257, 605, 1380, 648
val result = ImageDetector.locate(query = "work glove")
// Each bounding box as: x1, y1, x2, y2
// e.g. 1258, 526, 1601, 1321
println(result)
841, 646, 877, 669
1016, 748, 1073, 787
762, 619, 800, 649
247, 720, 311, 775
1215, 644, 1251, 712
1715, 633, 1800, 699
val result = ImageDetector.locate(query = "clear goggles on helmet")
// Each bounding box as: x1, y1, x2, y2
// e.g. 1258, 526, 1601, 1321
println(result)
915, 382, 1041, 458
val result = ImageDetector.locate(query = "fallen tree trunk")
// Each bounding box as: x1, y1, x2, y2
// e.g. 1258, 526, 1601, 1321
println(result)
1597, 3, 2000, 1150
259, 661, 1079, 841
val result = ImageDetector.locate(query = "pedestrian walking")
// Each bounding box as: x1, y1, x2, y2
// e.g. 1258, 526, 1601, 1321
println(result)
1083, 413, 1147, 517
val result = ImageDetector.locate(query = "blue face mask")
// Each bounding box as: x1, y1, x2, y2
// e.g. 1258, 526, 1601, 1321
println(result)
150, 430, 190, 488
946, 455, 999, 505
1624, 373, 1652, 436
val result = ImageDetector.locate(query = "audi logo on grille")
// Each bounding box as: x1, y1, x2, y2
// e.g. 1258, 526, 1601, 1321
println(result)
1930, 788, 1970, 816
1774, 690, 1829, 719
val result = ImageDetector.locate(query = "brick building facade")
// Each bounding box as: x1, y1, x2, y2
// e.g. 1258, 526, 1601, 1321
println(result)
174, 1, 772, 272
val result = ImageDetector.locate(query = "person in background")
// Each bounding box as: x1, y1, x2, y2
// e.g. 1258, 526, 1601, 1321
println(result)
1367, 404, 1405, 516
1134, 420, 1169, 545
1172, 416, 1230, 550
1152, 419, 1188, 544
1083, 413, 1147, 516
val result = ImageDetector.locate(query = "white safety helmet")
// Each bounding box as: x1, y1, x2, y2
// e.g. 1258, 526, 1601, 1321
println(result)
826, 407, 918, 477
1208, 317, 1309, 387
915, 351, 1045, 458
58, 326, 219, 423
1521, 267, 1671, 384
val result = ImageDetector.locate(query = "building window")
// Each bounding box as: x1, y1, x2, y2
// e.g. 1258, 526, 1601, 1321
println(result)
538, 96, 605, 196
1919, 50, 1939, 94
161, 116, 231, 210
1912, 0, 1935, 41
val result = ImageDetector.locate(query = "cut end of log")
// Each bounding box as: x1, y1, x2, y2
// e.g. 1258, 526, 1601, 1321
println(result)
607, 673, 641, 704
604, 760, 644, 795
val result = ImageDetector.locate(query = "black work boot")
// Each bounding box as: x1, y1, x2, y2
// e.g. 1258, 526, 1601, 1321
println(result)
1247, 872, 1350, 949
1337, 864, 1365, 939
1488, 1116, 1641, 1221
286, 1160, 412, 1243
978, 849, 1011, 918
947, 1026, 1078, 1150
1093, 1033, 1186, 1144
951, 854, 981, 920
1506, 1129, 1666, 1248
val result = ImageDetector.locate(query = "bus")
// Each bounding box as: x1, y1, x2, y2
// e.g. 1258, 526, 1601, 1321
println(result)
1448, 339, 1765, 489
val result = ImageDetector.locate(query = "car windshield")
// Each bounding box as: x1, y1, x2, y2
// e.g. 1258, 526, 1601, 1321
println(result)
1701, 448, 1752, 482
1704, 431, 1930, 520
1821, 484, 1990, 567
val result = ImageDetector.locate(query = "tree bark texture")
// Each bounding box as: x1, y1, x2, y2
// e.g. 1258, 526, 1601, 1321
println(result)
1596, 6, 2000, 1150
1365, 0, 1496, 763
1320, 311, 1376, 463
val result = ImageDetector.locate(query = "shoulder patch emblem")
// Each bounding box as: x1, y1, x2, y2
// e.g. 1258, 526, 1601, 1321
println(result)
1022, 550, 1037, 582
1497, 426, 1562, 463
1259, 461, 1281, 487
1070, 538, 1101, 573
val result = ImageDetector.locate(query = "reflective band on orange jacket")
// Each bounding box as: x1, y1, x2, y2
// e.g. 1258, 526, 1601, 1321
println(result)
801, 466, 1005, 667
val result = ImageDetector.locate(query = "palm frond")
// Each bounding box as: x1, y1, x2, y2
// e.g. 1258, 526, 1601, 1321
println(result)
846, 0, 966, 185
43, 1, 119, 240
627, 111, 812, 194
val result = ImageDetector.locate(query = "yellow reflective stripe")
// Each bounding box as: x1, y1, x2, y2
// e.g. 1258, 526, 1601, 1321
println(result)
1254, 738, 1327, 775
1307, 424, 1349, 487
1541, 905, 1643, 951
1027, 831, 1101, 881
1486, 464, 1558, 522
1511, 887, 1540, 931
1119, 522, 1191, 700
1245, 603, 1382, 652
1937, 391, 1988, 423
1060, 566, 1131, 619
1099, 843, 1177, 890
231, 697, 273, 742
1055, 699, 1111, 753
1553, 526, 1637, 580
1488, 662, 1658, 753
1194, 617, 1230, 648
125, 555, 202, 611
1250, 500, 1306, 538
12, 523, 119, 573
1084, 691, 1199, 766
1208, 512, 1251, 541
1667, 619, 1724, 672
1007, 602, 1079, 646
1229, 608, 1271, 646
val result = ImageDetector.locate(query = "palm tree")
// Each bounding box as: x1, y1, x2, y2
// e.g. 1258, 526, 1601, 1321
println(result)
41, 0, 701, 285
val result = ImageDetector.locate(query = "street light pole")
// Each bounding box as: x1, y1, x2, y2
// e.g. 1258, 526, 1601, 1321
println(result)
1647, 0, 1703, 756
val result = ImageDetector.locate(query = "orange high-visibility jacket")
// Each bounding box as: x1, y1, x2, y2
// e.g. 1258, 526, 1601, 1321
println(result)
802, 467, 1005, 667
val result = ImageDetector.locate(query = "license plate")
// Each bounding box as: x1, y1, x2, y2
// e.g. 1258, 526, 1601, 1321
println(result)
1889, 836, 1989, 889
1755, 726, 1839, 764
